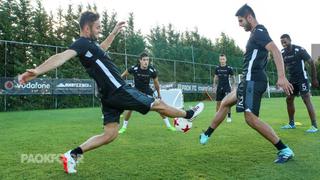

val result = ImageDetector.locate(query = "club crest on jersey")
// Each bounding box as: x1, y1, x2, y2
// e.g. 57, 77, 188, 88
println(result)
85, 51, 93, 58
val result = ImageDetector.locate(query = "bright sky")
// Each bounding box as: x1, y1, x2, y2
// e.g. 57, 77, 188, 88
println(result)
40, 0, 319, 53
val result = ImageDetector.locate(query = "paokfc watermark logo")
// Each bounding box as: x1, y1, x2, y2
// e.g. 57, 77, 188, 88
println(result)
21, 153, 84, 164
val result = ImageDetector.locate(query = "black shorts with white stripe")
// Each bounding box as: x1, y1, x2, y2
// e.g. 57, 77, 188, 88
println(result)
290, 79, 310, 96
236, 81, 267, 117
101, 84, 155, 125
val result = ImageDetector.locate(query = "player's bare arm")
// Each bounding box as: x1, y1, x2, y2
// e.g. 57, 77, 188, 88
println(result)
265, 41, 293, 95
153, 77, 161, 99
19, 49, 77, 84
307, 58, 319, 88
121, 69, 129, 79
100, 21, 126, 51
230, 74, 236, 89
213, 75, 218, 90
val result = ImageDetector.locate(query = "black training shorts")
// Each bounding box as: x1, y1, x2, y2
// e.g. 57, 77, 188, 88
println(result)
101, 84, 155, 125
290, 79, 310, 96
215, 86, 231, 101
236, 81, 267, 117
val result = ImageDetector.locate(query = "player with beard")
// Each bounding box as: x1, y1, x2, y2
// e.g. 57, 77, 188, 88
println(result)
18, 11, 204, 173
199, 4, 294, 163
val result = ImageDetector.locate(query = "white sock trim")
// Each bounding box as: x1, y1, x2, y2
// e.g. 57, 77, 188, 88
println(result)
163, 117, 171, 128
123, 120, 129, 128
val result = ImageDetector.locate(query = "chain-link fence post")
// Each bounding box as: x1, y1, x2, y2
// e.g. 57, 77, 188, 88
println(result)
191, 45, 196, 82
174, 60, 176, 82
54, 47, 59, 109
4, 42, 8, 111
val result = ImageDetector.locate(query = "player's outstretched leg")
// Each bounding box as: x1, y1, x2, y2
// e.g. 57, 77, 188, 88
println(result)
244, 111, 294, 163
200, 90, 237, 145
151, 100, 204, 122
60, 122, 118, 173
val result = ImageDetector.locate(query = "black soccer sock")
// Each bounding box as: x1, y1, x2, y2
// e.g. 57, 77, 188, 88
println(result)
311, 120, 318, 128
185, 110, 194, 119
70, 147, 83, 158
204, 126, 215, 137
289, 119, 295, 126
227, 112, 231, 118
274, 140, 287, 151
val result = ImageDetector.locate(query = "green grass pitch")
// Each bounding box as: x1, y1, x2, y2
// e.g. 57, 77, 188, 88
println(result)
0, 97, 319, 179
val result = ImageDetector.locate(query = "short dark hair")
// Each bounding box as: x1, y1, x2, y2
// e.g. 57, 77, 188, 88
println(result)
220, 54, 226, 57
139, 52, 149, 59
79, 11, 100, 30
235, 4, 255, 18
280, 34, 291, 40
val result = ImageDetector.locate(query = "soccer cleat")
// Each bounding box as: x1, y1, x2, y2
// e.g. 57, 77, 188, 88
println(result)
60, 150, 77, 174
226, 117, 232, 123
167, 126, 176, 131
199, 133, 209, 145
188, 102, 204, 122
118, 127, 127, 134
274, 147, 294, 163
306, 126, 318, 133
281, 124, 296, 129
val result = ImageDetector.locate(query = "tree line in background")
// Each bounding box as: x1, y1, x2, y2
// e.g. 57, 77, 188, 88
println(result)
0, 0, 246, 80
1, 0, 319, 82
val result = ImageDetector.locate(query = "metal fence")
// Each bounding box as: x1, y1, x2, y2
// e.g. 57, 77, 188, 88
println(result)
0, 40, 281, 111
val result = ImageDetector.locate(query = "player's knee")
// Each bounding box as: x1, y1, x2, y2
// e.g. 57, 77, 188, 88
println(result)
244, 112, 257, 127
152, 99, 161, 106
301, 93, 310, 103
102, 130, 118, 144
286, 96, 294, 103
220, 99, 230, 108
151, 99, 165, 111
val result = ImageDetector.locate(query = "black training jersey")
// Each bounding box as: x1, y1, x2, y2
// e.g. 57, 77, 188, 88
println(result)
243, 24, 272, 82
214, 65, 234, 88
281, 44, 311, 83
69, 37, 126, 97
128, 65, 157, 91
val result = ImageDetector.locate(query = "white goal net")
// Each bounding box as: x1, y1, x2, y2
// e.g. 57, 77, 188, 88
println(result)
156, 88, 184, 109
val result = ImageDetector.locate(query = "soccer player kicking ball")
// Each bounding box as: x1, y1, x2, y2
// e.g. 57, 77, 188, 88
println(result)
18, 11, 204, 174
199, 4, 295, 163
213, 54, 235, 122
280, 34, 319, 133
119, 52, 176, 133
